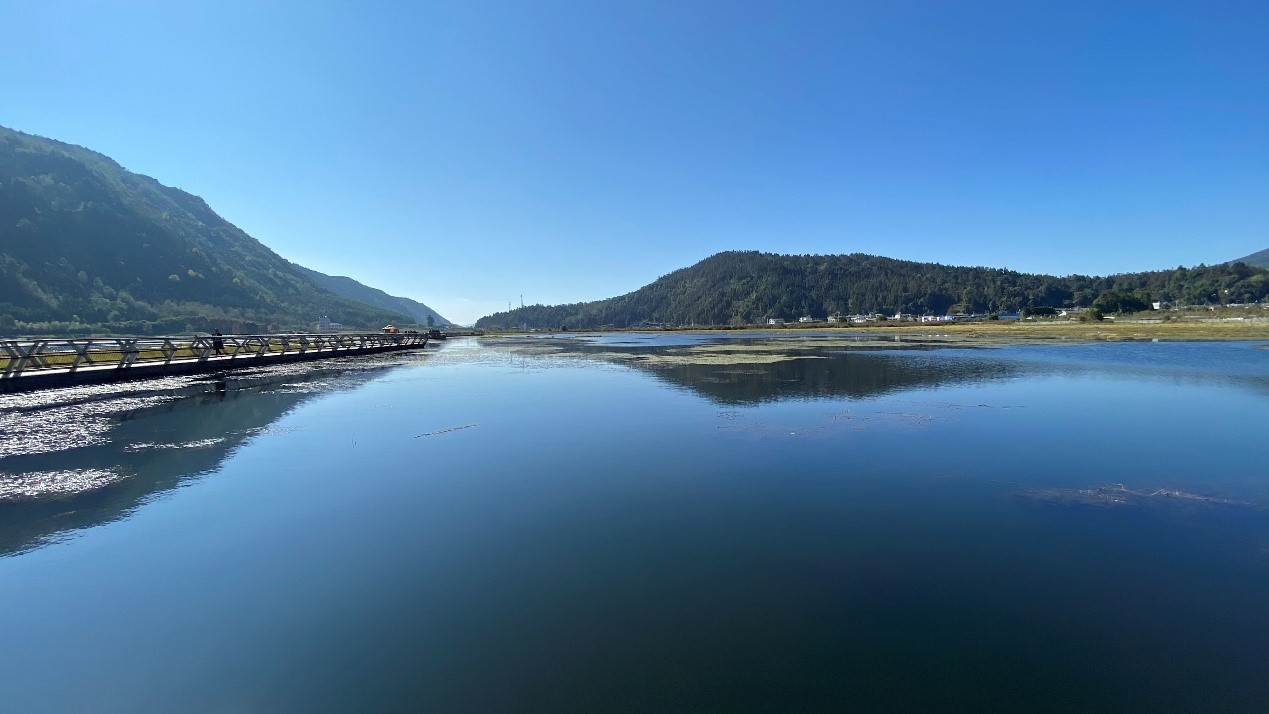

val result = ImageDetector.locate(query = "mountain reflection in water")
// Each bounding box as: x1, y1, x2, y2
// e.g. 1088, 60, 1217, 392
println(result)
488, 333, 1269, 404
643, 352, 1017, 404
1, 336, 1266, 712
0, 364, 395, 556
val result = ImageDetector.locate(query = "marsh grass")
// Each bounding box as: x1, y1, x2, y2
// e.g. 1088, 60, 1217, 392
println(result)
930, 320, 1269, 341
492, 319, 1269, 342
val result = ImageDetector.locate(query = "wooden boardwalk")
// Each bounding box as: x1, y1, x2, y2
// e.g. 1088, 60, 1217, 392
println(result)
0, 332, 429, 393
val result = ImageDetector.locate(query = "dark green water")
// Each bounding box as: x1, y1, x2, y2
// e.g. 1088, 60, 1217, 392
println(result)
1, 335, 1267, 711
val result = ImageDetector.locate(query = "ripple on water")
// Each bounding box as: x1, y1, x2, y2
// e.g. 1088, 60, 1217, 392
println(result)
122, 438, 226, 452
0, 468, 129, 502
0, 396, 174, 458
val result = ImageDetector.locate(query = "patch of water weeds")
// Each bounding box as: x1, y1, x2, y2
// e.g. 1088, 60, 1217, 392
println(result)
497, 342, 828, 367
124, 438, 226, 452
485, 337, 834, 367
640, 353, 826, 366
1018, 483, 1259, 509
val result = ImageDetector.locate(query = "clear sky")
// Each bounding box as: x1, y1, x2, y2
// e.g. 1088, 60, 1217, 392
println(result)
3, 1, 1266, 324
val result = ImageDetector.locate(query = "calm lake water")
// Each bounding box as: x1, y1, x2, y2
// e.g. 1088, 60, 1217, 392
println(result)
1, 333, 1267, 711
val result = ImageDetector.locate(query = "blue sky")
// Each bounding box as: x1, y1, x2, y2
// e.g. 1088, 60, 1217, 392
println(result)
3, 1, 1266, 324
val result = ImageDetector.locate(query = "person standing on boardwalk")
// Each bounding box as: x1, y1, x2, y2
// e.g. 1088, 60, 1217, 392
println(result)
212, 329, 225, 355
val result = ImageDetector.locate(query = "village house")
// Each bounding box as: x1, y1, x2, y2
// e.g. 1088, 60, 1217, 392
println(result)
315, 316, 344, 331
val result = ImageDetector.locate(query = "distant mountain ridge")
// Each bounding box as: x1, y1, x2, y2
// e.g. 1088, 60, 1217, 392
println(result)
476, 251, 1269, 329
293, 265, 449, 326
1233, 248, 1269, 270
0, 125, 434, 335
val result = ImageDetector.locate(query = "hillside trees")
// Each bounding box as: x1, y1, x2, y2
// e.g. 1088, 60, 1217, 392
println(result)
476, 252, 1269, 330
1092, 290, 1149, 314
0, 125, 415, 334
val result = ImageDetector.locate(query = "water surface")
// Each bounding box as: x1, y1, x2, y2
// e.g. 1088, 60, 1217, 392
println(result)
1, 335, 1267, 711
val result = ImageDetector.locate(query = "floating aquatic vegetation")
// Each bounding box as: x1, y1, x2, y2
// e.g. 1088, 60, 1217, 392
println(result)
479, 333, 1010, 368
0, 395, 173, 458
0, 353, 415, 461
485, 336, 797, 362
123, 438, 226, 452
685, 339, 861, 353
415, 424, 478, 438
881, 411, 936, 423
922, 402, 1028, 410
0, 468, 129, 502
639, 352, 826, 366
0, 375, 198, 414
238, 424, 306, 437
1021, 483, 1255, 508
0, 418, 112, 459
270, 381, 336, 394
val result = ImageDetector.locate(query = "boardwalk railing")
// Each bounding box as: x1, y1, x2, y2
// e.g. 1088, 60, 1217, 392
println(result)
1, 332, 428, 380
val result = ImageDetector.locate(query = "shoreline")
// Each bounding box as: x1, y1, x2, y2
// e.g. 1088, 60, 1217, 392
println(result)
489, 320, 1269, 342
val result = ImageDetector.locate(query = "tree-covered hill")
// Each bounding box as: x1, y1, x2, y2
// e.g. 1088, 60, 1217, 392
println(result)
476, 251, 1269, 329
0, 125, 414, 335
292, 265, 450, 326
1233, 248, 1269, 270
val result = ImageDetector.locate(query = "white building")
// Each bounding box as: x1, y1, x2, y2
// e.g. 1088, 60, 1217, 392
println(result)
316, 316, 344, 331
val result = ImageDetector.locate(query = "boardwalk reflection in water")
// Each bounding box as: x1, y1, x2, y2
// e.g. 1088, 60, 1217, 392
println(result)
0, 336, 1266, 712
0, 358, 410, 556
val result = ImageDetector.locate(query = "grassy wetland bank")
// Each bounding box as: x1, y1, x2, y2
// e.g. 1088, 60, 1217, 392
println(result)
883, 318, 1269, 342
494, 317, 1269, 344
5, 330, 1269, 712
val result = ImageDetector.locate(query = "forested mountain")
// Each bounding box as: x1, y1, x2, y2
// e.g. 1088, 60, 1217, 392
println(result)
0, 125, 415, 335
293, 265, 450, 326
476, 251, 1269, 329
1233, 248, 1269, 270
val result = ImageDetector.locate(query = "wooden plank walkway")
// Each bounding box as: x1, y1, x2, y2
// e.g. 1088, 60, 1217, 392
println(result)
0, 332, 429, 393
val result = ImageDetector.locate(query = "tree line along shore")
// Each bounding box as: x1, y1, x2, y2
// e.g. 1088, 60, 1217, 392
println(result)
485, 316, 1269, 342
